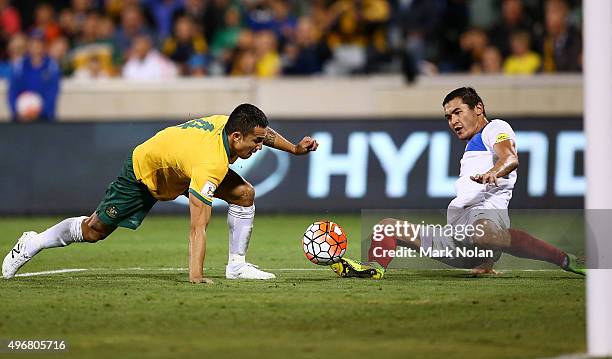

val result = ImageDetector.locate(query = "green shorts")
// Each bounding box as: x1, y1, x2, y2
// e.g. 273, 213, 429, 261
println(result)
95, 154, 157, 230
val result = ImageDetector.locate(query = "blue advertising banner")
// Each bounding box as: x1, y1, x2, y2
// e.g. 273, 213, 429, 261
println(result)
0, 118, 583, 214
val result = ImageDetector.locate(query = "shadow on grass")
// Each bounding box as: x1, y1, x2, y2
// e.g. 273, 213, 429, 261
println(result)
385, 270, 585, 281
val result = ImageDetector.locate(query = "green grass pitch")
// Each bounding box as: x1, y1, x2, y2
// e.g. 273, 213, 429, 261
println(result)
0, 215, 585, 359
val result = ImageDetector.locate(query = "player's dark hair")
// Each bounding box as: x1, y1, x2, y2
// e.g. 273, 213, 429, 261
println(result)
226, 103, 269, 135
442, 87, 486, 117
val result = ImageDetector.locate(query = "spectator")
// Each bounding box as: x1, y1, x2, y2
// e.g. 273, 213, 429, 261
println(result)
0, 0, 21, 37
244, 0, 276, 32
49, 36, 71, 75
503, 31, 541, 75
8, 34, 61, 121
269, 0, 297, 45
71, 13, 115, 77
210, 7, 242, 58
0, 0, 586, 79
0, 0, 19, 68
105, 0, 155, 25
203, 0, 230, 43
97, 15, 116, 43
75, 12, 99, 45
325, 1, 366, 74
230, 50, 256, 76
254, 30, 280, 77
97, 15, 121, 71
174, 0, 224, 44
395, 0, 442, 75
122, 34, 177, 80
457, 27, 489, 72
113, 5, 153, 61
435, 0, 470, 72
162, 15, 206, 76
283, 17, 323, 75
58, 8, 79, 45
142, 0, 185, 41
307, 1, 333, 66
471, 46, 503, 74
73, 54, 111, 80
327, 0, 365, 48
325, 0, 391, 74
187, 53, 207, 76
32, 3, 62, 43
489, 0, 533, 57
226, 29, 255, 75
0, 33, 27, 78
539, 0, 581, 72
71, 0, 94, 29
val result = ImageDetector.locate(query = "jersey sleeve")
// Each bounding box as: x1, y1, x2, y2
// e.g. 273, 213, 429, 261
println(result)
482, 120, 516, 151
188, 162, 228, 206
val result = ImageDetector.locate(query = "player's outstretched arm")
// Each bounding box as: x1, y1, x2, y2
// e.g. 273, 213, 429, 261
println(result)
471, 140, 519, 185
188, 193, 214, 284
263, 127, 318, 155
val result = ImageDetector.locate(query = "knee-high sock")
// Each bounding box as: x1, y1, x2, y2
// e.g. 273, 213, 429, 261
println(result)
227, 204, 255, 264
25, 216, 87, 257
507, 228, 567, 267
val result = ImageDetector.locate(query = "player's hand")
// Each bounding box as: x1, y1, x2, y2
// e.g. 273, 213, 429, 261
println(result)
470, 267, 500, 275
294, 136, 318, 155
470, 171, 498, 186
190, 277, 214, 284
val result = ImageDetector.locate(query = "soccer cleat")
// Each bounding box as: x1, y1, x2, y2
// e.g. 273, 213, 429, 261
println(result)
225, 262, 277, 280
330, 258, 385, 279
2, 231, 38, 279
562, 253, 586, 276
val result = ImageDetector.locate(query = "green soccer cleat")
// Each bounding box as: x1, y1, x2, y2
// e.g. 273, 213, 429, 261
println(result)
330, 258, 385, 279
563, 253, 586, 276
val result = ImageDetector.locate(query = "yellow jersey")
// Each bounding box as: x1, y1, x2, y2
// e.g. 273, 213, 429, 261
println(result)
132, 115, 231, 205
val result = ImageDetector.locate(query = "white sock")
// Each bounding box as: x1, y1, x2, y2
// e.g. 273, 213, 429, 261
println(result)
227, 204, 255, 265
25, 216, 87, 257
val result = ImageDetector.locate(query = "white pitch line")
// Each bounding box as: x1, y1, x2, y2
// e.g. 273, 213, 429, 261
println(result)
539, 353, 588, 359
13, 267, 564, 277
15, 268, 88, 277
86, 267, 327, 271
14, 267, 326, 277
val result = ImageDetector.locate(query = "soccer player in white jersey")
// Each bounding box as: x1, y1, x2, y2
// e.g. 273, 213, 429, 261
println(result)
334, 87, 584, 278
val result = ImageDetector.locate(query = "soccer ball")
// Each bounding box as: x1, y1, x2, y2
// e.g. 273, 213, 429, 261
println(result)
16, 91, 43, 121
302, 221, 348, 265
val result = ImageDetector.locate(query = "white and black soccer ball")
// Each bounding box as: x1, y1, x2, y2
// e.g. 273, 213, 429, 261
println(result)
302, 221, 348, 265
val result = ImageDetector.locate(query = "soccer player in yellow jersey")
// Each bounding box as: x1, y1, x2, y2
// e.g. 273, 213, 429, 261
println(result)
3, 104, 318, 283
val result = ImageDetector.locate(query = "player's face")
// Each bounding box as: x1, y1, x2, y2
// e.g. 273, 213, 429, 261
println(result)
233, 126, 266, 159
444, 98, 483, 141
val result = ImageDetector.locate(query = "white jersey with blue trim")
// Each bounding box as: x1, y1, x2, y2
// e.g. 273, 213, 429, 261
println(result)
448, 119, 517, 210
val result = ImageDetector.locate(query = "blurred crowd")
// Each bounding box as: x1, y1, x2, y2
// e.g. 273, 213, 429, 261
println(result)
1, 0, 583, 78
0, 0, 583, 119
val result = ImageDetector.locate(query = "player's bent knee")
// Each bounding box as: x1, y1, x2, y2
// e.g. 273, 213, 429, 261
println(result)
235, 182, 255, 207
82, 215, 114, 243
470, 219, 510, 249
82, 228, 108, 243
